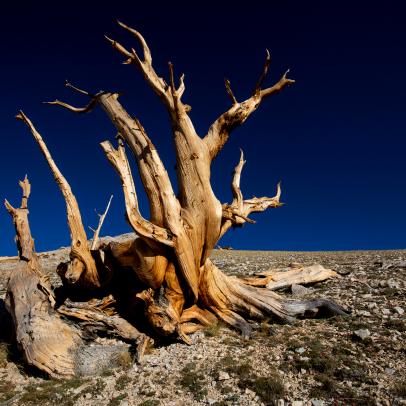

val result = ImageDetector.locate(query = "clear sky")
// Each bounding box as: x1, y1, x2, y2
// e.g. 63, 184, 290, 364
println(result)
1, 1, 405, 255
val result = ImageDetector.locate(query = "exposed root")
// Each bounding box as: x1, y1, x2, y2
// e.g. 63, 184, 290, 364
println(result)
199, 260, 349, 337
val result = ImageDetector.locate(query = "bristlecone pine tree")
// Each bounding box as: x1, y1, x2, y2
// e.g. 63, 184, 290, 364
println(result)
4, 21, 347, 378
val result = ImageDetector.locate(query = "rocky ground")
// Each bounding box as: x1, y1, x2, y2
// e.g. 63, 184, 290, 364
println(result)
0, 242, 405, 406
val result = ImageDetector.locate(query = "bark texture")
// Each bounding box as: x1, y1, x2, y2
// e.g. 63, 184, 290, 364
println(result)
4, 22, 348, 378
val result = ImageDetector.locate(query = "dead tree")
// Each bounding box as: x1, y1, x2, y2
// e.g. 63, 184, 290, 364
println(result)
5, 22, 348, 377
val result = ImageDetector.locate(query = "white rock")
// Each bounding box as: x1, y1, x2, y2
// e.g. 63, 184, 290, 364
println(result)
292, 401, 304, 406
382, 308, 391, 315
357, 310, 371, 317
218, 371, 230, 380
207, 398, 216, 405
394, 307, 404, 315
295, 347, 306, 354
311, 400, 325, 406
277, 400, 285, 406
353, 329, 371, 340
245, 388, 256, 399
387, 279, 400, 289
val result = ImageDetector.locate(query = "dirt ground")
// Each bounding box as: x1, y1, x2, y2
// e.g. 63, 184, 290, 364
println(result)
0, 246, 405, 406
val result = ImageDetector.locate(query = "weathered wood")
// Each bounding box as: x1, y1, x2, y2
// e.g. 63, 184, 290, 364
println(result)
241, 263, 339, 290
5, 177, 82, 377
16, 112, 101, 289
90, 194, 113, 250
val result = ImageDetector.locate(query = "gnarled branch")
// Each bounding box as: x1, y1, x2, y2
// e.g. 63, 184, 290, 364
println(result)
106, 21, 188, 116
16, 111, 101, 288
204, 51, 295, 160
219, 150, 282, 239
101, 139, 174, 247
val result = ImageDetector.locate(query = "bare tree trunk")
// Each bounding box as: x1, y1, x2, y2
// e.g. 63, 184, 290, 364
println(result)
5, 22, 348, 377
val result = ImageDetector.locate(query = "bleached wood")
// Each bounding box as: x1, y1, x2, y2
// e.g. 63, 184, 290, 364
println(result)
90, 194, 113, 250
16, 111, 101, 288
241, 263, 339, 290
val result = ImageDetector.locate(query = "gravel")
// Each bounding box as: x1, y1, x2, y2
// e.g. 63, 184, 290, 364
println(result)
0, 245, 405, 405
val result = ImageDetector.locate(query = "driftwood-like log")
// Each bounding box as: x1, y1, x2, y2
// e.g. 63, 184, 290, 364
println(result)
241, 263, 340, 290
4, 21, 349, 378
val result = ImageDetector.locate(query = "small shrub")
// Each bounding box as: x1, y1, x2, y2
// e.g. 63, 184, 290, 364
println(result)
178, 362, 208, 401
115, 374, 132, 391
239, 372, 284, 404
138, 400, 160, 406
109, 393, 127, 406
393, 379, 406, 397
204, 322, 222, 337
309, 373, 337, 397
385, 319, 406, 332
0, 381, 17, 403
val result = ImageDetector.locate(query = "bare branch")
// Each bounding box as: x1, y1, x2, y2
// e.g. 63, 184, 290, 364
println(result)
44, 98, 99, 114
19, 175, 31, 209
16, 111, 100, 287
260, 69, 295, 99
90, 195, 113, 250
104, 35, 134, 61
178, 73, 186, 98
219, 153, 282, 239
253, 49, 271, 95
100, 139, 174, 247
106, 23, 172, 107
116, 20, 152, 64
64, 80, 93, 97
231, 149, 246, 208
224, 78, 238, 105
204, 55, 295, 160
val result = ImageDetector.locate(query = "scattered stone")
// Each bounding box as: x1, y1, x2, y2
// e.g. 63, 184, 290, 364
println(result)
353, 328, 371, 340
382, 308, 391, 315
311, 400, 325, 406
245, 388, 256, 399
291, 284, 311, 296
295, 347, 306, 354
385, 368, 395, 375
387, 279, 400, 289
394, 306, 404, 315
218, 371, 230, 381
292, 401, 304, 406
358, 310, 371, 317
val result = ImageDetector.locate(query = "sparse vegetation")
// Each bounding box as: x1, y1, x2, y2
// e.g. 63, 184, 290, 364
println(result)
239, 373, 285, 404
178, 362, 208, 401
385, 318, 406, 332
0, 342, 9, 367
109, 393, 127, 405
393, 379, 406, 397
115, 374, 132, 391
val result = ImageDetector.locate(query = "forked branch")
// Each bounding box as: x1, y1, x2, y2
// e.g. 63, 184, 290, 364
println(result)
44, 80, 104, 114
105, 21, 187, 116
204, 51, 295, 160
100, 139, 174, 247
219, 150, 282, 239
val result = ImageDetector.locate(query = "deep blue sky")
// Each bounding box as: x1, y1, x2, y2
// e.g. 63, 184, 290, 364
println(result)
1, 1, 405, 255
